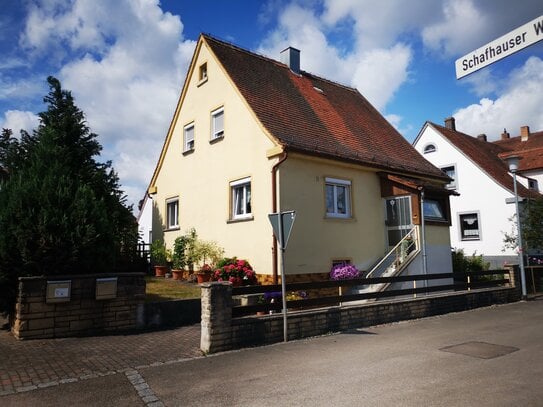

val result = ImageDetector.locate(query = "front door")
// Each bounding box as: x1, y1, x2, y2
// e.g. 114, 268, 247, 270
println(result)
385, 196, 413, 247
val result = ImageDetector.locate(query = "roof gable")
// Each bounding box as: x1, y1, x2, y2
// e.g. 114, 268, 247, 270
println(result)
203, 35, 446, 181
428, 122, 539, 198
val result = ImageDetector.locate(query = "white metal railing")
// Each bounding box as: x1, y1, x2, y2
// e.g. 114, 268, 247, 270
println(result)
366, 226, 420, 280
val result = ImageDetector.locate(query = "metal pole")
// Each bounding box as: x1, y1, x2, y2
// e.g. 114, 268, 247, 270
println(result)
278, 214, 288, 342
512, 172, 528, 300
420, 189, 428, 290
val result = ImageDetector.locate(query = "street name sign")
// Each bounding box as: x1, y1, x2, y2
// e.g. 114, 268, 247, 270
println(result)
455, 15, 543, 79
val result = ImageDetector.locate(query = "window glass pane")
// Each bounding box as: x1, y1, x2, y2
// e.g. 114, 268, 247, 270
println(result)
441, 165, 456, 189
326, 184, 334, 214
325, 180, 351, 217
213, 110, 224, 138
184, 126, 194, 150
245, 184, 251, 214
234, 186, 243, 215
336, 185, 346, 214
460, 213, 480, 239
167, 200, 178, 228
424, 199, 445, 220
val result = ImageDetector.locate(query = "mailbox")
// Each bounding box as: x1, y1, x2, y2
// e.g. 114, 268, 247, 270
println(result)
96, 277, 117, 300
46, 280, 71, 303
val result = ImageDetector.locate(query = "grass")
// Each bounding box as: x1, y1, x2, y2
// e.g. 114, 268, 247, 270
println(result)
145, 276, 201, 302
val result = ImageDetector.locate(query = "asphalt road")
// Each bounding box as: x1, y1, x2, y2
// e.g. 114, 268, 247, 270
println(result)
2, 297, 543, 406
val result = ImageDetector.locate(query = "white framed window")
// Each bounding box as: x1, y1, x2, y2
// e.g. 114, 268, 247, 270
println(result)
528, 179, 538, 191
325, 177, 351, 218
459, 212, 481, 240
183, 123, 195, 152
166, 198, 179, 229
199, 62, 207, 82
230, 177, 252, 220
423, 144, 436, 154
211, 107, 224, 140
440, 165, 457, 190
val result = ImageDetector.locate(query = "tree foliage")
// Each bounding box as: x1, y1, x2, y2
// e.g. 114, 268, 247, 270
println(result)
0, 77, 140, 314
503, 196, 543, 254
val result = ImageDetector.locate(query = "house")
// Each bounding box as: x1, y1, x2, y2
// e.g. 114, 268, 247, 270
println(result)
147, 34, 454, 284
413, 118, 542, 268
137, 193, 153, 245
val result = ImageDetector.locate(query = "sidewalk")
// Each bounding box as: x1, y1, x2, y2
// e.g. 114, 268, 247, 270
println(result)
0, 321, 202, 396
2, 297, 543, 406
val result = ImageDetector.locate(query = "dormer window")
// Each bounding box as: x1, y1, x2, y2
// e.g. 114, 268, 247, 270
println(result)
424, 144, 436, 154
199, 63, 208, 83
528, 179, 539, 191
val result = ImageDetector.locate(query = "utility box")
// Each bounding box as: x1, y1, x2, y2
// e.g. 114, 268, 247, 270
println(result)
46, 280, 71, 303
96, 277, 118, 300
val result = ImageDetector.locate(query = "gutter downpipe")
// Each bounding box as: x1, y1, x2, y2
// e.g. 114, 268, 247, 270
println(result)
271, 151, 288, 284
419, 188, 428, 288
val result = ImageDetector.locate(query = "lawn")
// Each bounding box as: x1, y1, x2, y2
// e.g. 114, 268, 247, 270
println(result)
145, 276, 201, 302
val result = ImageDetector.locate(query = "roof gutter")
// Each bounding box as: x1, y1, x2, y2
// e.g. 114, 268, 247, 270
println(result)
271, 150, 288, 284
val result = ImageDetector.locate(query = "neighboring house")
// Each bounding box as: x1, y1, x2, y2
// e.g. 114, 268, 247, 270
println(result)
413, 118, 542, 268
137, 193, 153, 246
147, 34, 454, 284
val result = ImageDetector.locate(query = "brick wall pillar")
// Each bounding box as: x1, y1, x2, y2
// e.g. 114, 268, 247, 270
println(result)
504, 265, 521, 299
200, 282, 232, 354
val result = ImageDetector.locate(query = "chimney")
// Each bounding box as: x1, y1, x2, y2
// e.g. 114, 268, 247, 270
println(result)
477, 134, 487, 142
444, 117, 456, 131
521, 125, 530, 141
280, 46, 300, 74
501, 128, 510, 140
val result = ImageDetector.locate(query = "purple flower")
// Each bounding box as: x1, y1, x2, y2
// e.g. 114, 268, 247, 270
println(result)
329, 264, 359, 280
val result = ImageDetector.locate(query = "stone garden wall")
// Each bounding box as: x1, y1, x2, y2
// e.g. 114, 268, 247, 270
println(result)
11, 273, 145, 339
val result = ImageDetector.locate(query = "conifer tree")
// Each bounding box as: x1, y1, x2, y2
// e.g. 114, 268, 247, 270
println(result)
0, 77, 139, 314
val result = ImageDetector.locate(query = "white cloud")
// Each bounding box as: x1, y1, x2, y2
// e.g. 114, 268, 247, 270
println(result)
0, 110, 39, 136
454, 56, 543, 139
17, 0, 196, 207
422, 0, 489, 57
258, 2, 413, 110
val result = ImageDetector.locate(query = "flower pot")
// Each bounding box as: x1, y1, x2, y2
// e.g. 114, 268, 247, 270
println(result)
197, 272, 211, 284
172, 269, 183, 280
154, 265, 168, 277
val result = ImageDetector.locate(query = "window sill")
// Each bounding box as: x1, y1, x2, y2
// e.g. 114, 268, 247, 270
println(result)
425, 219, 450, 226
164, 226, 180, 232
197, 77, 208, 87
182, 148, 195, 156
209, 135, 224, 144
227, 216, 254, 224
461, 237, 481, 241
324, 215, 356, 222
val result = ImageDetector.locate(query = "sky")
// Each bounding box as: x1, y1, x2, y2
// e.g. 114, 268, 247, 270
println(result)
1, 0, 543, 210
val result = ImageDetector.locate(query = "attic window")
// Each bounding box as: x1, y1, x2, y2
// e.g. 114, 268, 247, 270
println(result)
198, 63, 208, 83
423, 144, 436, 154
528, 179, 538, 191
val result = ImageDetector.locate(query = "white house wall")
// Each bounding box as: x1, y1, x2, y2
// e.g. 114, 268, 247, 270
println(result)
137, 195, 153, 244
415, 125, 517, 264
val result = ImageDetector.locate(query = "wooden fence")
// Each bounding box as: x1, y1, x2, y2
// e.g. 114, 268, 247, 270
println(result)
231, 270, 509, 317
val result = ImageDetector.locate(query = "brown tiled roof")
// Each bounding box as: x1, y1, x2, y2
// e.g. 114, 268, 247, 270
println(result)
493, 130, 543, 172
203, 35, 447, 181
429, 122, 539, 198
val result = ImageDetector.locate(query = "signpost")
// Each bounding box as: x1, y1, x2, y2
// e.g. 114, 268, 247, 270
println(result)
455, 15, 543, 79
268, 210, 296, 342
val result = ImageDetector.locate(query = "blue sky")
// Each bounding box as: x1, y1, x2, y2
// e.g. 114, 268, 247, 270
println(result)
1, 0, 543, 208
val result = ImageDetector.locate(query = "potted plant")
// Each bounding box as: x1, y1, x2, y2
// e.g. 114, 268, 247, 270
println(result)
150, 240, 169, 277
212, 257, 258, 286
171, 235, 188, 280
196, 264, 213, 284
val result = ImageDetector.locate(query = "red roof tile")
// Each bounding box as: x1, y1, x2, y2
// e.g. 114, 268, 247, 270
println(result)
493, 130, 543, 172
429, 122, 540, 198
203, 35, 446, 181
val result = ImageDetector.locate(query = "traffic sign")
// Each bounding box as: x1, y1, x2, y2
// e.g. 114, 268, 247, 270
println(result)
268, 211, 296, 250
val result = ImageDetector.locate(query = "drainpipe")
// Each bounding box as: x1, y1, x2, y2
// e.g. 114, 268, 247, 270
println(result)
419, 188, 428, 285
271, 151, 288, 284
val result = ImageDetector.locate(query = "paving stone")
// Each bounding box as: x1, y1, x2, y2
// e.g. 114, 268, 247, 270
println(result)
0, 322, 202, 394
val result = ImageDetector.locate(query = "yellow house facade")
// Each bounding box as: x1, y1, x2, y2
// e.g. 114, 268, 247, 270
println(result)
148, 34, 454, 284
